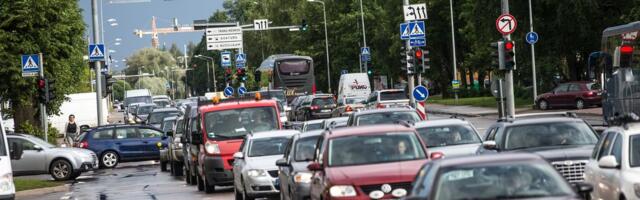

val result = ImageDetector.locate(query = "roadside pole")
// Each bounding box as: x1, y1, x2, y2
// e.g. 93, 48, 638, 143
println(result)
528, 0, 538, 103
449, 0, 459, 104
501, 0, 516, 118
404, 0, 415, 107
91, 0, 104, 126
39, 53, 48, 142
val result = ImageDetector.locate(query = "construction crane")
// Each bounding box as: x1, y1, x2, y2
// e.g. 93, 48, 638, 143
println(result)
134, 16, 199, 48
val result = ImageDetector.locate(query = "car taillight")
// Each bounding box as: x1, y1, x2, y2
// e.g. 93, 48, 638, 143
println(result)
312, 84, 316, 95
345, 106, 353, 112
79, 141, 88, 149
586, 91, 595, 97
376, 103, 386, 109
310, 105, 319, 110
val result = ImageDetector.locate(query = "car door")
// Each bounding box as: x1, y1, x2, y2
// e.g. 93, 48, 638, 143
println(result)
566, 83, 583, 104
590, 132, 617, 199
8, 137, 47, 174
233, 139, 248, 192
114, 127, 145, 159
297, 98, 311, 120
585, 131, 608, 199
547, 84, 570, 106
279, 137, 296, 198
599, 132, 623, 200
138, 127, 164, 158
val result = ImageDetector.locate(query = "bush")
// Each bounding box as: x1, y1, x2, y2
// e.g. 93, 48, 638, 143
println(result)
17, 122, 58, 146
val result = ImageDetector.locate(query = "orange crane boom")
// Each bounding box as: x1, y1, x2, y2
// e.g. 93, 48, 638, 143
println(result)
133, 16, 200, 48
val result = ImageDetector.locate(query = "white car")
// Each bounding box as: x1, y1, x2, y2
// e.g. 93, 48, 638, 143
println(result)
0, 113, 15, 199
585, 123, 640, 200
414, 118, 483, 158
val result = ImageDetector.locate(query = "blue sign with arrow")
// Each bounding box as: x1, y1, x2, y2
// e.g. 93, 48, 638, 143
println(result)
224, 86, 234, 97
412, 85, 429, 102
526, 31, 539, 44
238, 86, 247, 96
410, 38, 427, 47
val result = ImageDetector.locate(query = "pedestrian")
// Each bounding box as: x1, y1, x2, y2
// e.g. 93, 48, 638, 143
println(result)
64, 114, 79, 146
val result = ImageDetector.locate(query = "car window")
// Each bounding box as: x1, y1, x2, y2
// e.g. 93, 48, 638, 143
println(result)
380, 91, 407, 101
9, 138, 38, 150
554, 84, 570, 93
503, 122, 598, 150
175, 120, 184, 135
312, 98, 335, 106
328, 132, 426, 166
92, 129, 114, 140
356, 111, 421, 126
115, 128, 140, 139
485, 126, 499, 141
248, 137, 290, 157
139, 128, 163, 138
294, 136, 320, 161
631, 135, 640, 167
162, 120, 175, 132
304, 122, 323, 132
149, 111, 179, 124
417, 124, 482, 147
597, 131, 616, 160
137, 106, 154, 115
568, 84, 582, 92
204, 107, 278, 139
592, 132, 609, 159
611, 133, 623, 164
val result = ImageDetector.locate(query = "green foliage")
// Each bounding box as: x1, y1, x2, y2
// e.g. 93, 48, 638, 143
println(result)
16, 122, 58, 145
138, 77, 169, 96
112, 81, 132, 101
13, 178, 64, 192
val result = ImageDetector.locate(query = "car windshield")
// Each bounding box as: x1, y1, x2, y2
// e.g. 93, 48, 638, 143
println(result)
380, 91, 407, 101
154, 100, 170, 107
433, 163, 575, 200
126, 96, 152, 106
345, 97, 366, 104
162, 120, 175, 132
417, 124, 482, 147
265, 91, 286, 102
295, 136, 320, 161
149, 111, 179, 124
305, 122, 323, 132
312, 98, 335, 106
328, 132, 426, 167
175, 120, 184, 135
204, 107, 277, 139
137, 106, 154, 115
631, 135, 640, 167
357, 111, 421, 126
503, 122, 598, 150
0, 130, 6, 156
248, 137, 290, 157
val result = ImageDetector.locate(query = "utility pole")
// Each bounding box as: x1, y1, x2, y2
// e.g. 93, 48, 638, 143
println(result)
91, 0, 104, 126
502, 0, 516, 118
404, 0, 415, 107
528, 0, 538, 103
449, 0, 459, 104
38, 53, 48, 142
359, 0, 367, 73
184, 44, 189, 97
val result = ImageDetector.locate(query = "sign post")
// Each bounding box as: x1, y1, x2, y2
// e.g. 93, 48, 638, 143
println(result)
206, 27, 243, 51
23, 53, 48, 142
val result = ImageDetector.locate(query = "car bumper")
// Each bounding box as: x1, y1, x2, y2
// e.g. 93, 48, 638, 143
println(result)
77, 161, 98, 173
0, 193, 14, 200
291, 183, 311, 200
245, 175, 280, 197
583, 96, 602, 105
310, 111, 333, 119
203, 157, 234, 185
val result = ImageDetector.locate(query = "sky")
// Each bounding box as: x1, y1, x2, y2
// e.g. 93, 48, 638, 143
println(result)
79, 0, 224, 71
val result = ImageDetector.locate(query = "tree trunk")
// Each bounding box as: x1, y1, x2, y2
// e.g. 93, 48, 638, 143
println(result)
12, 99, 40, 132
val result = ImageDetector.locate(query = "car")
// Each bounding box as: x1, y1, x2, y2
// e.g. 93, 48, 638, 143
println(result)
479, 112, 600, 183
585, 123, 640, 200
7, 134, 98, 181
405, 153, 593, 200
159, 116, 178, 172
167, 116, 185, 176
181, 103, 200, 186
288, 95, 309, 120
124, 102, 144, 124
365, 89, 409, 109
146, 107, 180, 129
0, 115, 16, 199
133, 103, 156, 124
276, 130, 323, 200
295, 94, 336, 121
153, 99, 172, 108
414, 118, 483, 158
233, 130, 299, 200
536, 81, 602, 110
302, 119, 325, 132
76, 124, 167, 168
332, 96, 367, 117
347, 107, 423, 126
307, 124, 442, 200
322, 117, 349, 130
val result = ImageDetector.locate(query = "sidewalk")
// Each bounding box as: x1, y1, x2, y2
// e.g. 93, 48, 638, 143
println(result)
426, 103, 602, 118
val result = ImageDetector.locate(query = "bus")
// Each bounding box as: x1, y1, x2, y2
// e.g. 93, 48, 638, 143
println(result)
257, 54, 315, 102
589, 21, 640, 125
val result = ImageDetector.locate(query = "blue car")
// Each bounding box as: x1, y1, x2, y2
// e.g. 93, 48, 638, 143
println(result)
76, 124, 168, 168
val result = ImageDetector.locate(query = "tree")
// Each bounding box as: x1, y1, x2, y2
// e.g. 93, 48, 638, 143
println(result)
0, 0, 88, 130
124, 48, 178, 86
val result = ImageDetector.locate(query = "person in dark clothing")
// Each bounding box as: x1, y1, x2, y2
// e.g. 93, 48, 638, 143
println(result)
64, 114, 79, 146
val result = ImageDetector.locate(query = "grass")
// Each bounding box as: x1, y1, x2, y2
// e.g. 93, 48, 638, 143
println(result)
13, 179, 64, 192
428, 96, 533, 108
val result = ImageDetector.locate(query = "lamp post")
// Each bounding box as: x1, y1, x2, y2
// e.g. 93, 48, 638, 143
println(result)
307, 0, 332, 93
195, 55, 217, 92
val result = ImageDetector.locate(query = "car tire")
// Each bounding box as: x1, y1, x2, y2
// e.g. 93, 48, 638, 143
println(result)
173, 162, 183, 176
538, 99, 549, 110
234, 185, 243, 200
190, 168, 198, 185
160, 161, 168, 172
243, 185, 255, 200
184, 167, 192, 184
50, 159, 74, 181
100, 151, 119, 168
575, 99, 585, 109
197, 174, 204, 191
203, 176, 215, 193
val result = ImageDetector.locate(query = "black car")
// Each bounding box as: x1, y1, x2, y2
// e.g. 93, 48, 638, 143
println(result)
181, 103, 200, 186
479, 113, 600, 183
405, 153, 592, 200
346, 107, 423, 126
295, 95, 336, 121
146, 107, 181, 129
276, 130, 323, 200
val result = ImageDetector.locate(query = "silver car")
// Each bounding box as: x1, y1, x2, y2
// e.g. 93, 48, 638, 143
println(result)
233, 130, 299, 200
414, 118, 483, 158
7, 134, 98, 181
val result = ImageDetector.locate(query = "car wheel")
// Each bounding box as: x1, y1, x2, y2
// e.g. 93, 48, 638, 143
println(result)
50, 159, 73, 181
169, 160, 175, 176
243, 185, 255, 200
575, 99, 585, 109
173, 162, 183, 176
197, 174, 204, 191
160, 161, 168, 172
100, 151, 119, 168
234, 184, 243, 200
184, 167, 192, 184
538, 99, 549, 110
203, 176, 215, 193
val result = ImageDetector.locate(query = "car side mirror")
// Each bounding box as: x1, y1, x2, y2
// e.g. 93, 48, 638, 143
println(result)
33, 145, 43, 151
430, 152, 445, 160
9, 141, 23, 160
482, 141, 497, 150
233, 152, 244, 159
571, 182, 593, 199
307, 162, 323, 171
275, 158, 289, 167
598, 155, 619, 169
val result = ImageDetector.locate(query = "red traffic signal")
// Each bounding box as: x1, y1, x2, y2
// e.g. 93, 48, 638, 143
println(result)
504, 41, 514, 51
621, 45, 634, 54
37, 78, 46, 89
415, 49, 423, 58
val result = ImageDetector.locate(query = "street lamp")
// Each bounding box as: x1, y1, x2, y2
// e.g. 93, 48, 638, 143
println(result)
194, 55, 217, 92
307, 0, 332, 93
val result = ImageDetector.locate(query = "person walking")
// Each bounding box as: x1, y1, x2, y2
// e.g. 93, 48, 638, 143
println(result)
64, 114, 79, 146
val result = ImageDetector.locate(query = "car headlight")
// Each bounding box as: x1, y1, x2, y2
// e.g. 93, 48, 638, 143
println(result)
329, 185, 357, 197
177, 143, 183, 148
204, 143, 220, 154
247, 169, 267, 177
294, 172, 312, 183
634, 183, 640, 198
0, 173, 15, 194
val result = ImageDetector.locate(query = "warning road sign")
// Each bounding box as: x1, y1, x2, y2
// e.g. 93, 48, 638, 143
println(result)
400, 22, 410, 40
21, 54, 40, 77
496, 14, 517, 35
88, 44, 106, 61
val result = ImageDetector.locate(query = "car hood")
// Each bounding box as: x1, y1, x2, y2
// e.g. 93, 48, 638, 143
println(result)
50, 147, 95, 156
325, 159, 426, 185
428, 143, 482, 158
510, 145, 594, 162
245, 155, 283, 171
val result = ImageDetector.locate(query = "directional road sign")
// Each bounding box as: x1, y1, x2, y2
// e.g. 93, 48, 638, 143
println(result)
412, 85, 429, 102
400, 23, 410, 40
21, 54, 40, 77
238, 86, 247, 95
224, 86, 234, 97
410, 38, 426, 47
88, 44, 106, 61
496, 14, 517, 35
221, 52, 232, 68
254, 19, 269, 30
206, 35, 243, 43
403, 3, 428, 21
206, 27, 243, 50
526, 31, 539, 44
452, 80, 460, 90
235, 53, 246, 68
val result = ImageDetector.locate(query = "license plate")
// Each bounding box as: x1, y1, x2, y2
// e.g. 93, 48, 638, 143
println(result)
321, 109, 331, 113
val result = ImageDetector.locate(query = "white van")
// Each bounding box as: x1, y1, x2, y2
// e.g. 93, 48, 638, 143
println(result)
0, 112, 16, 200
124, 89, 153, 108
337, 73, 371, 98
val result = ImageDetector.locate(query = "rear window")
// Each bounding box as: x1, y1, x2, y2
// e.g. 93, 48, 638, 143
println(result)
149, 111, 180, 124
278, 60, 310, 74
126, 96, 152, 106
587, 83, 601, 90
248, 137, 290, 157
357, 111, 421, 126
631, 135, 640, 168
305, 122, 323, 132
312, 98, 335, 106
380, 91, 407, 101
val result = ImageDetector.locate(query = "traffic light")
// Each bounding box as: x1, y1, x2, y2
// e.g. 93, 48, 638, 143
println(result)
423, 49, 430, 71
490, 40, 505, 70
254, 70, 262, 83
503, 40, 516, 70
414, 48, 423, 73
46, 79, 56, 102
236, 68, 247, 82
300, 19, 308, 31
407, 48, 416, 75
102, 74, 115, 98
225, 68, 233, 83
37, 78, 47, 103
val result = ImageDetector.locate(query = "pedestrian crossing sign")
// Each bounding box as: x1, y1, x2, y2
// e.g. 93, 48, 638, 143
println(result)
409, 21, 425, 38
88, 44, 105, 61
21, 54, 40, 77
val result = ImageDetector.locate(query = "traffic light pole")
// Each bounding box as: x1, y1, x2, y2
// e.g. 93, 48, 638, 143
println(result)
91, 0, 104, 126
38, 53, 48, 142
404, 0, 415, 107
502, 0, 516, 118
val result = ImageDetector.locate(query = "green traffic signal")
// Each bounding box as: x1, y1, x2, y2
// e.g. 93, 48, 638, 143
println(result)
367, 69, 373, 75
300, 19, 308, 31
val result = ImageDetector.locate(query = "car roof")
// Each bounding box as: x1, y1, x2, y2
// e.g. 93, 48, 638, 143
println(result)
138, 103, 156, 107
247, 130, 300, 139
414, 118, 471, 128
604, 123, 640, 136
152, 107, 180, 112
298, 129, 324, 138
305, 119, 325, 125
498, 117, 585, 126
199, 99, 279, 112
163, 116, 178, 121
324, 117, 349, 123
324, 124, 415, 139
354, 107, 415, 116
433, 153, 546, 168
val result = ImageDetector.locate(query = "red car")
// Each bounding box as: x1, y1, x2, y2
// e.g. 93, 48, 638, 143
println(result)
307, 124, 442, 200
535, 81, 601, 110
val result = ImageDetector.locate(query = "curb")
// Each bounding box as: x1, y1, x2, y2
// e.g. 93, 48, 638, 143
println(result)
426, 109, 488, 118
15, 184, 69, 198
